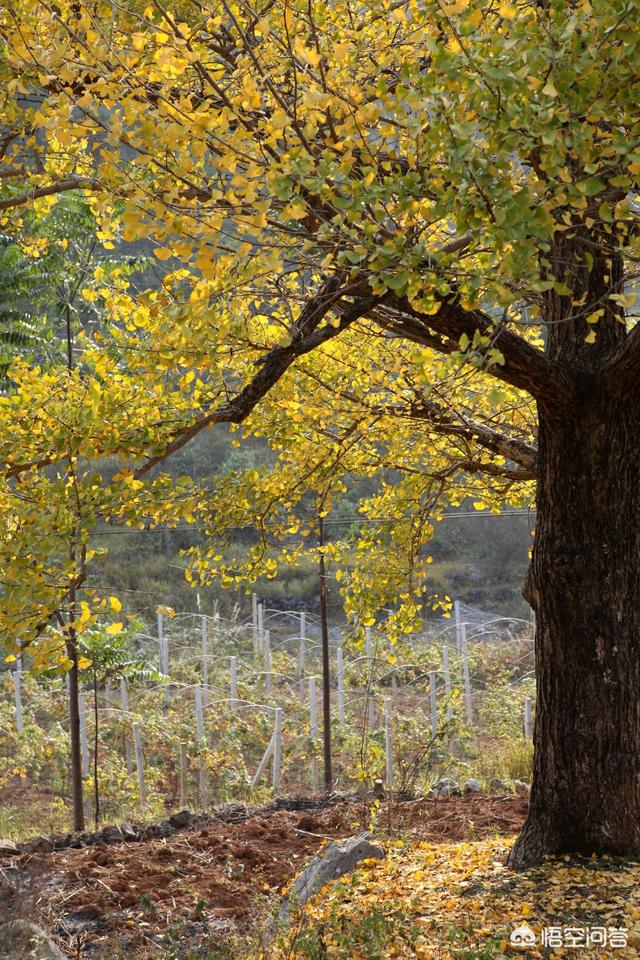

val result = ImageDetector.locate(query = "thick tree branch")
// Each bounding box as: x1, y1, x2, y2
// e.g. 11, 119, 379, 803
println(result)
428, 457, 534, 482
2, 283, 378, 482
328, 386, 537, 473
406, 398, 537, 475
133, 285, 380, 477
382, 294, 571, 407
0, 176, 100, 211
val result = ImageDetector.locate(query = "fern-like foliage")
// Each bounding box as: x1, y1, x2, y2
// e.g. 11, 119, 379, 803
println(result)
0, 194, 137, 390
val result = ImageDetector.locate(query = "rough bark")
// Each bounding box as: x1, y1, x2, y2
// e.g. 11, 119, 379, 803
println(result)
508, 231, 639, 868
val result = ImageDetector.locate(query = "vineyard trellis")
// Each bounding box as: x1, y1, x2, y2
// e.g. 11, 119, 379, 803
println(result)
1, 596, 535, 830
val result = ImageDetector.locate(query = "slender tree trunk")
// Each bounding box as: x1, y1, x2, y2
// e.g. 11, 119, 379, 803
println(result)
64, 294, 84, 831
93, 669, 100, 828
318, 513, 333, 792
66, 632, 85, 832
509, 380, 640, 867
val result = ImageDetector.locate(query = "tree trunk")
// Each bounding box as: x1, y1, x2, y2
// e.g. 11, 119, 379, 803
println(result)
318, 513, 333, 792
509, 381, 640, 867
66, 636, 85, 832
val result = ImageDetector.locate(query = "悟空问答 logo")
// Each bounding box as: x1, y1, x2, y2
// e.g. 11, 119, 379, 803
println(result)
510, 924, 537, 950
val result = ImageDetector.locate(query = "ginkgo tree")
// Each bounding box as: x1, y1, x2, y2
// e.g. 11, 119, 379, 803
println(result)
2, 0, 640, 867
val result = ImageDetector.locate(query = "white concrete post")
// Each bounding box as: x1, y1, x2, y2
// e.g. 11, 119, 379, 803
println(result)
157, 612, 165, 672
132, 722, 146, 807
454, 599, 462, 654
298, 611, 306, 676
119, 679, 132, 773
384, 698, 393, 787
230, 656, 238, 711
272, 707, 283, 790
461, 623, 473, 724
524, 697, 533, 740
264, 630, 272, 696
252, 592, 259, 657
13, 668, 23, 735
365, 626, 372, 661
442, 644, 453, 719
179, 742, 188, 809
428, 671, 438, 737
257, 603, 264, 654
251, 733, 275, 790
195, 684, 204, 740
337, 647, 345, 727
201, 616, 209, 694
368, 693, 376, 730
309, 677, 318, 735
78, 693, 90, 777
194, 684, 206, 809
120, 678, 128, 712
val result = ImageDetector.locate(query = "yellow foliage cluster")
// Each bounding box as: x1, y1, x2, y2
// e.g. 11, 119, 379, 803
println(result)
1, 0, 638, 655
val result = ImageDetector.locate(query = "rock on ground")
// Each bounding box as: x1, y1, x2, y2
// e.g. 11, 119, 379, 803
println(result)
463, 778, 481, 794
279, 833, 385, 924
0, 921, 68, 960
429, 778, 462, 798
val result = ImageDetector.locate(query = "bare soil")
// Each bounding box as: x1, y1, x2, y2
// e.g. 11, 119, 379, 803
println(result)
0, 794, 527, 956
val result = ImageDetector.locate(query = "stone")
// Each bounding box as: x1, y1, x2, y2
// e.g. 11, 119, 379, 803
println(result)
0, 839, 18, 856
279, 834, 385, 924
27, 837, 54, 854
513, 780, 530, 796
169, 810, 192, 829
429, 777, 461, 799
99, 825, 123, 844
119, 822, 137, 841
463, 778, 481, 794
489, 778, 509, 793
0, 920, 69, 959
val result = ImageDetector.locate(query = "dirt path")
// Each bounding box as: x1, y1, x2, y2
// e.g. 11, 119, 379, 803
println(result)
0, 794, 527, 956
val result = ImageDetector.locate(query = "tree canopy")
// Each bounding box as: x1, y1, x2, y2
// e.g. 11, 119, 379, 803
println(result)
1, 0, 639, 654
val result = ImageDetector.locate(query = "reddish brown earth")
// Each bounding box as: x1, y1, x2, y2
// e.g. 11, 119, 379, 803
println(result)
0, 794, 527, 956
